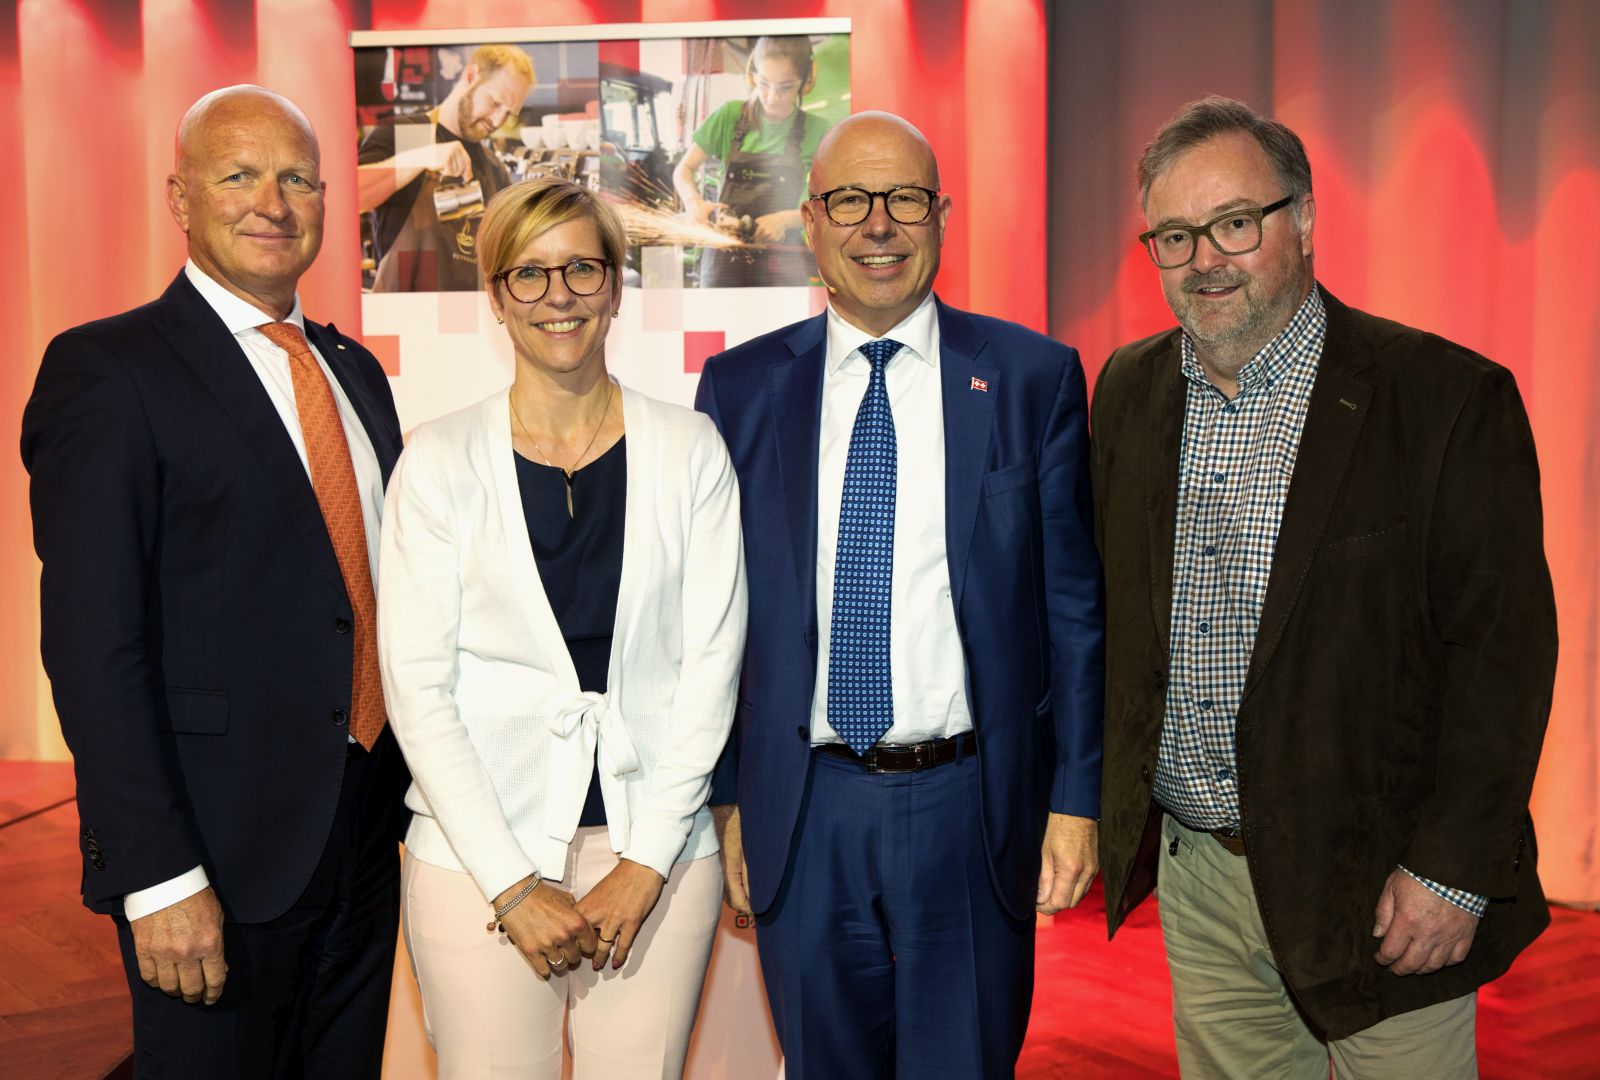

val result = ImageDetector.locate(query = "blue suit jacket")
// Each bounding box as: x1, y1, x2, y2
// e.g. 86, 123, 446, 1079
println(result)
22, 272, 411, 924
695, 298, 1104, 920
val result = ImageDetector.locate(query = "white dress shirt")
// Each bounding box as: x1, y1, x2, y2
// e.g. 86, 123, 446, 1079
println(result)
123, 261, 386, 921
809, 294, 973, 746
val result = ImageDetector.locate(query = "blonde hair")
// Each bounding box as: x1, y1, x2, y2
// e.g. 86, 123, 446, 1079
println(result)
469, 44, 535, 87
478, 177, 627, 286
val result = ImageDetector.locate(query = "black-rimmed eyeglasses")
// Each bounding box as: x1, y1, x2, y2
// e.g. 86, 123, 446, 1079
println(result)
491, 258, 612, 304
808, 186, 941, 226
1138, 195, 1296, 269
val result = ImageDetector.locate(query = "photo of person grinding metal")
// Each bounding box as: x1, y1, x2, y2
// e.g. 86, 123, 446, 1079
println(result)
671, 36, 830, 288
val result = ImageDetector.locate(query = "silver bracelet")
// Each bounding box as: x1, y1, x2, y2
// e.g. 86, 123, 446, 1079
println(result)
485, 871, 541, 934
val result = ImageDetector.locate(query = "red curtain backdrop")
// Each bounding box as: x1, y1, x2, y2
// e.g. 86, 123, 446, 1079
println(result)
2, 0, 1594, 902
1048, 0, 1600, 904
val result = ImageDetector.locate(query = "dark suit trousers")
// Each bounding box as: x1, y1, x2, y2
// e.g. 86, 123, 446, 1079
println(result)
113, 740, 401, 1080
755, 748, 1034, 1080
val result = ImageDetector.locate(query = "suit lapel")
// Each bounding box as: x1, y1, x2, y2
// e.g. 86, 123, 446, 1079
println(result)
937, 301, 996, 616
1144, 334, 1186, 655
1244, 290, 1374, 695
304, 319, 399, 478
771, 317, 826, 645
153, 273, 347, 599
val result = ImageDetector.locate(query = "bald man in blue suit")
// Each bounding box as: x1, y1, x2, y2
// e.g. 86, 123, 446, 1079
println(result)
695, 111, 1105, 1079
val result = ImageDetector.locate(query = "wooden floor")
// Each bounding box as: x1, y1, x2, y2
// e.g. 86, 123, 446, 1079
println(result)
0, 762, 130, 1080
2, 761, 1597, 1079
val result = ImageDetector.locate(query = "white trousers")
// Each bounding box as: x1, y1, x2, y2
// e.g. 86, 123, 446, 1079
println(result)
401, 826, 723, 1079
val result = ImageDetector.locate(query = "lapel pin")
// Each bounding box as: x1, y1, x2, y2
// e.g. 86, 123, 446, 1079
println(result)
970, 377, 989, 392
336, 343, 347, 350
1338, 398, 1357, 410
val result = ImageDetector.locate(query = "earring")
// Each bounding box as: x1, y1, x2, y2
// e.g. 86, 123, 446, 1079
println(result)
496, 316, 504, 325
612, 309, 621, 318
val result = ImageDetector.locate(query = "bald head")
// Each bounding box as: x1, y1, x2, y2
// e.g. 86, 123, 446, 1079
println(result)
801, 110, 950, 337
175, 85, 319, 177
810, 110, 940, 192
167, 85, 326, 319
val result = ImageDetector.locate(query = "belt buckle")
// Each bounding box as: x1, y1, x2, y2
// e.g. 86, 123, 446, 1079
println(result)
869, 742, 931, 774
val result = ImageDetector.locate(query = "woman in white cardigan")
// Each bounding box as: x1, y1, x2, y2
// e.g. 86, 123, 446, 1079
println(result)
377, 177, 745, 1078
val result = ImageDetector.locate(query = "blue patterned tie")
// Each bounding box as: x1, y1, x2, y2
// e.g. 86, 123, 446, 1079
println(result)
828, 338, 902, 755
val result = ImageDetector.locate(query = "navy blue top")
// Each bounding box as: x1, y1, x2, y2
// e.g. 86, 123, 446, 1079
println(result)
515, 437, 626, 827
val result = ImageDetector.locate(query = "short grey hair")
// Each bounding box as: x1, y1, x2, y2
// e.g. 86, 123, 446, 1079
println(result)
1136, 95, 1312, 209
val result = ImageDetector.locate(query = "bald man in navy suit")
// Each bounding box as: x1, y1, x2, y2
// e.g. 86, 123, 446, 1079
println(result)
695, 111, 1105, 1079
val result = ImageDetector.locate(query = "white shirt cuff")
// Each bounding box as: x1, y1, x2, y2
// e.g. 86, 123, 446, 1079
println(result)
123, 865, 210, 921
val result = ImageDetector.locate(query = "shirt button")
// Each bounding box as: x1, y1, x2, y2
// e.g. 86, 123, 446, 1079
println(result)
1223, 403, 1237, 414
1197, 620, 1210, 635
331, 709, 348, 727
1212, 472, 1226, 484
1202, 544, 1216, 556
1198, 699, 1213, 711
1216, 768, 1232, 781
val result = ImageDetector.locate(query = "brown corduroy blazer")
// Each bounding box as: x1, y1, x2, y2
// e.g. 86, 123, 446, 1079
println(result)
1092, 286, 1557, 1039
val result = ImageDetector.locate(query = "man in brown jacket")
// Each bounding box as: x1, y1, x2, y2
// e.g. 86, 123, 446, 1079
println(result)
1093, 95, 1556, 1077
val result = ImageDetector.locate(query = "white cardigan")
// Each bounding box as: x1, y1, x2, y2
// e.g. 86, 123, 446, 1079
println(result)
377, 382, 746, 903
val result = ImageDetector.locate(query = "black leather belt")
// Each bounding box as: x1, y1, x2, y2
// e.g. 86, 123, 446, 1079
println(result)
815, 733, 975, 774
1166, 811, 1247, 856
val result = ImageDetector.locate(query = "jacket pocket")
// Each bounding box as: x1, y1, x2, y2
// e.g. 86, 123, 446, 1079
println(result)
982, 457, 1037, 498
162, 688, 229, 735
1322, 520, 1407, 564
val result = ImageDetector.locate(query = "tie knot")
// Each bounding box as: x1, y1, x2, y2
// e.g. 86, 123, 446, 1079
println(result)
257, 321, 311, 357
859, 338, 903, 372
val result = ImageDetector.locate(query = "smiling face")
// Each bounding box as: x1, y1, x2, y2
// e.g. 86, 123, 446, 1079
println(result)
1143, 131, 1315, 380
801, 113, 952, 338
487, 216, 617, 381
167, 89, 325, 318
457, 64, 531, 142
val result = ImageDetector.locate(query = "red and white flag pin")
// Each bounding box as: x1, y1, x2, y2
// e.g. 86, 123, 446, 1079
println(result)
970, 376, 989, 392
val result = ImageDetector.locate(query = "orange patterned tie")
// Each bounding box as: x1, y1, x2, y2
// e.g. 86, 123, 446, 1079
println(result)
257, 322, 386, 750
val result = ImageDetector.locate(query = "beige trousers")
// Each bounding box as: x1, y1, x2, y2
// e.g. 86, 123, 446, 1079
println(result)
1156, 813, 1477, 1079
401, 826, 723, 1079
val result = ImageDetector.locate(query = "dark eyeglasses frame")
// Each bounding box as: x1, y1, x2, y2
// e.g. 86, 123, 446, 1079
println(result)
807, 185, 942, 226
1137, 194, 1296, 268
491, 257, 613, 303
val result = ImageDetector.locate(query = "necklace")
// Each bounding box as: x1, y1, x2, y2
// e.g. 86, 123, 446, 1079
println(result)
511, 381, 614, 517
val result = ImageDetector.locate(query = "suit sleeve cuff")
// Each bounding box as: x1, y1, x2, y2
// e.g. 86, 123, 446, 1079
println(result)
1050, 762, 1101, 820
123, 865, 210, 921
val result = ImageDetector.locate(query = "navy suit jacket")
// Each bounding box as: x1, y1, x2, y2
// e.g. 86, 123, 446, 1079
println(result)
22, 272, 410, 924
695, 298, 1104, 920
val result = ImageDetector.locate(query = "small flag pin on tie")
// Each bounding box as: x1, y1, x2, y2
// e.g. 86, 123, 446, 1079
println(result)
970, 377, 989, 392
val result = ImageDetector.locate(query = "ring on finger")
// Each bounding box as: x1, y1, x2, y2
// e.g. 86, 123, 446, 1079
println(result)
547, 955, 567, 968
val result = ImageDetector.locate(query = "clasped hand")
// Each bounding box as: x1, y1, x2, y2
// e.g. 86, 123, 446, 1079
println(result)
494, 859, 665, 979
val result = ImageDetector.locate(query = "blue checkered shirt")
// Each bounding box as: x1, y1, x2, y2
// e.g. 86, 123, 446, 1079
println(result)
1154, 288, 1485, 917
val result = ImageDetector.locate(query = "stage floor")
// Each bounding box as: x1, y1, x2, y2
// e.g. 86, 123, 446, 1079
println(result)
2, 762, 1595, 1079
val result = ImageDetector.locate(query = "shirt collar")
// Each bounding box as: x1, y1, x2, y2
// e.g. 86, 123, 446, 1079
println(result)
1180, 285, 1326, 393
184, 259, 306, 337
824, 292, 938, 375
